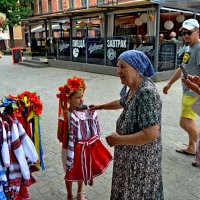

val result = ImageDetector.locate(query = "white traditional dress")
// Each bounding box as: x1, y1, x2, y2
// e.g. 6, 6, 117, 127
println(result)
0, 113, 38, 199
65, 110, 113, 186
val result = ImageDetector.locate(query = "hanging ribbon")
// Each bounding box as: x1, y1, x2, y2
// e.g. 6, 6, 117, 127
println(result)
31, 113, 45, 171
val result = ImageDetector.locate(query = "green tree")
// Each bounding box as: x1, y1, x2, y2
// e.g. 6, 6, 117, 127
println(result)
0, 0, 34, 48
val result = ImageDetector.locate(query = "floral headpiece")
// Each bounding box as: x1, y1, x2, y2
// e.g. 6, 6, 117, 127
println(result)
56, 76, 86, 100
9, 91, 43, 118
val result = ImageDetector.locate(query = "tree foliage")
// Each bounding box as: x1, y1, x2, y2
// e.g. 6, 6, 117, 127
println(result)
0, 0, 34, 47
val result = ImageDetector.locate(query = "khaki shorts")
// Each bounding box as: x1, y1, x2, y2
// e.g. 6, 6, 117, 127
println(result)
181, 95, 198, 120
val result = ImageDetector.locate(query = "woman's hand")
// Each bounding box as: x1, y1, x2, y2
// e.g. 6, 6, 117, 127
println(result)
89, 104, 102, 110
106, 132, 122, 147
106, 125, 159, 147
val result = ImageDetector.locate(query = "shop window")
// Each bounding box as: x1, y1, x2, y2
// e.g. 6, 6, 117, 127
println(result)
69, 0, 74, 9
48, 0, 52, 13
158, 43, 177, 71
38, 0, 42, 14
58, 0, 63, 10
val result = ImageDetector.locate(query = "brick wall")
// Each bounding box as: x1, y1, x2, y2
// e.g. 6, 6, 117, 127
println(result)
34, 1, 39, 15
42, 0, 48, 13
52, 0, 58, 12
33, 0, 100, 15
89, 0, 97, 6
75, 0, 81, 8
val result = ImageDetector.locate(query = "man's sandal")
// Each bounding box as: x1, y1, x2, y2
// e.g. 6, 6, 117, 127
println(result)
77, 192, 88, 200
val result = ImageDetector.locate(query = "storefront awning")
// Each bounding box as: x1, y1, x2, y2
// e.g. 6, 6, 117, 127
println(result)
31, 25, 43, 33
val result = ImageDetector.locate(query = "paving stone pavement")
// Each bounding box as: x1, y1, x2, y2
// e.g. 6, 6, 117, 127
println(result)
1, 56, 200, 200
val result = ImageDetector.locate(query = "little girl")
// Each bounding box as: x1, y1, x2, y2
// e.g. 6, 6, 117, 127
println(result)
56, 76, 113, 200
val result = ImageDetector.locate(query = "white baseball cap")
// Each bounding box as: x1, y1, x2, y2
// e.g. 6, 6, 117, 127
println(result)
179, 19, 199, 31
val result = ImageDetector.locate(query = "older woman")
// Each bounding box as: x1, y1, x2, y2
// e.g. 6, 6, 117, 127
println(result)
90, 50, 163, 200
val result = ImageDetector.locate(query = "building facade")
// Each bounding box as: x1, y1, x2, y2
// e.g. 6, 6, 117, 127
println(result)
24, 0, 200, 80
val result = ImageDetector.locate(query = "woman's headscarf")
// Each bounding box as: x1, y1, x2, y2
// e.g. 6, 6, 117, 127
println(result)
118, 50, 156, 97
118, 50, 156, 77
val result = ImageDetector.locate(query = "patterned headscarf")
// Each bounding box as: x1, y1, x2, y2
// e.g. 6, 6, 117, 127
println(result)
118, 50, 156, 97
118, 50, 155, 77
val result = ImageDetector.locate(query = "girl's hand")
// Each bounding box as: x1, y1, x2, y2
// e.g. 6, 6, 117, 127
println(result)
106, 132, 121, 147
57, 133, 63, 143
57, 120, 64, 143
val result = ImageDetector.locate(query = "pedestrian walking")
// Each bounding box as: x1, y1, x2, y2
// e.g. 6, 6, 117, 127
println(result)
182, 75, 200, 167
163, 18, 200, 156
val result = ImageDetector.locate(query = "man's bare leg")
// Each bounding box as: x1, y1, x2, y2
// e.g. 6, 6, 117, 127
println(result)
179, 117, 199, 154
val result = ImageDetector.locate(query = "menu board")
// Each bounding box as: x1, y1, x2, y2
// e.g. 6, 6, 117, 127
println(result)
12, 48, 22, 64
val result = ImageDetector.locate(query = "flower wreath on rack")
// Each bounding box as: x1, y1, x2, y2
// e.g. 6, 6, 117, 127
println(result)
9, 91, 43, 120
56, 76, 86, 147
9, 91, 44, 170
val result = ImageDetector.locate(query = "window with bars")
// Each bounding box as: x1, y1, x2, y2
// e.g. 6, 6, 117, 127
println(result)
69, 0, 74, 9
58, 0, 63, 10
48, 0, 52, 13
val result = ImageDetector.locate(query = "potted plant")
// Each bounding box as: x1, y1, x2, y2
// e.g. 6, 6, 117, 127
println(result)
149, 14, 155, 22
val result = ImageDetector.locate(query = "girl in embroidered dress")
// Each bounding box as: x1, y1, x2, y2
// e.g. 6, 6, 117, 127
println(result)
57, 76, 113, 200
57, 76, 86, 200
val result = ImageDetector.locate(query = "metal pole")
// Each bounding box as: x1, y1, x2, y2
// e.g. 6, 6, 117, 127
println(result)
44, 20, 48, 57
28, 23, 32, 53
70, 18, 73, 61
154, 4, 160, 73
59, 23, 62, 44
104, 12, 108, 65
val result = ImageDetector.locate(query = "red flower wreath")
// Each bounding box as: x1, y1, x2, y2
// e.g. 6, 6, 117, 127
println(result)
56, 76, 86, 100
9, 91, 43, 117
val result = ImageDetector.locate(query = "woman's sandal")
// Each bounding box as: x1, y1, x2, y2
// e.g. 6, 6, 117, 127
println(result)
192, 160, 198, 167
76, 192, 88, 200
